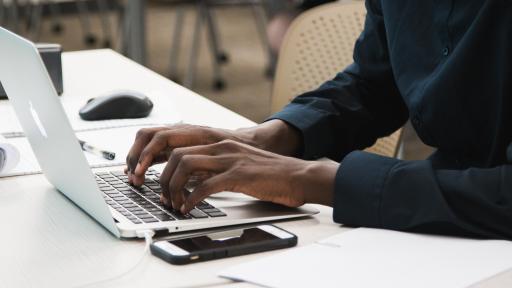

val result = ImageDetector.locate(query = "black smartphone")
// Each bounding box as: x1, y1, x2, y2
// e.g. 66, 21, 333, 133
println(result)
150, 225, 298, 265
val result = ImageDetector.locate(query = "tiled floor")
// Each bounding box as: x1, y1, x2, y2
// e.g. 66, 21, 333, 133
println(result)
18, 1, 434, 160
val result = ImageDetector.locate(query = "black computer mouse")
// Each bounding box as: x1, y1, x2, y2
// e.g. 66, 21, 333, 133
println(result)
79, 90, 154, 121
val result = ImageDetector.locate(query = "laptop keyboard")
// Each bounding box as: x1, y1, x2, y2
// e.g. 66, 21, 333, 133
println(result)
95, 169, 227, 224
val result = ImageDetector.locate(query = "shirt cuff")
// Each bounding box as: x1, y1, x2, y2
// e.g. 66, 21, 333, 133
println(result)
333, 150, 400, 227
266, 103, 336, 160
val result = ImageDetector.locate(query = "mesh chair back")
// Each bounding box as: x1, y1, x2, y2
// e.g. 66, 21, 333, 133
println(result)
271, 0, 402, 158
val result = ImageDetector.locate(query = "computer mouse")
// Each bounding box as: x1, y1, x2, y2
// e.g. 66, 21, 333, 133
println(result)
79, 90, 154, 121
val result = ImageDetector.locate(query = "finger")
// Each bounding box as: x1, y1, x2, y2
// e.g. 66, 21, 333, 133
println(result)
165, 154, 227, 210
126, 127, 166, 181
132, 127, 214, 185
181, 173, 230, 213
160, 145, 216, 201
133, 127, 204, 176
129, 125, 193, 185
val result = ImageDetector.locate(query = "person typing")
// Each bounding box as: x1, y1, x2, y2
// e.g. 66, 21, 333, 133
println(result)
126, 0, 512, 240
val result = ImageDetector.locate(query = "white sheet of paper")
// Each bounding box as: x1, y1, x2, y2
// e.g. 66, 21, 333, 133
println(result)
0, 126, 144, 177
219, 228, 512, 288
0, 134, 20, 174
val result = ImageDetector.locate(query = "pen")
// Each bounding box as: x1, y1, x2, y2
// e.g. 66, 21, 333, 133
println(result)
78, 139, 116, 160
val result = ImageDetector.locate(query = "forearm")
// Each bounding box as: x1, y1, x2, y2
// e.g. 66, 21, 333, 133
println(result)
235, 119, 302, 156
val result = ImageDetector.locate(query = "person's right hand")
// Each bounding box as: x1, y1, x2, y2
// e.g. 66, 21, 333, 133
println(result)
126, 124, 253, 186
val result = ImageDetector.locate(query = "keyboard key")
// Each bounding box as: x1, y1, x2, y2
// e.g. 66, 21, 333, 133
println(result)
207, 211, 227, 217
138, 214, 155, 219
121, 203, 137, 208
200, 208, 221, 213
138, 203, 154, 209
120, 211, 132, 217
147, 196, 161, 202
96, 172, 111, 177
189, 209, 208, 218
134, 211, 151, 217
130, 207, 144, 213
104, 191, 120, 196
117, 200, 132, 205
197, 202, 214, 209
155, 214, 175, 221
111, 171, 126, 176
142, 218, 159, 223
112, 205, 124, 212
131, 219, 142, 224
166, 209, 192, 220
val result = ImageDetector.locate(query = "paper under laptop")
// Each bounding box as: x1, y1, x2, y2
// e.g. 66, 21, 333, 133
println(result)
220, 228, 512, 288
0, 126, 145, 177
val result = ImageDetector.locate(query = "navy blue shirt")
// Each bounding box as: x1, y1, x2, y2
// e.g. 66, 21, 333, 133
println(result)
270, 0, 512, 239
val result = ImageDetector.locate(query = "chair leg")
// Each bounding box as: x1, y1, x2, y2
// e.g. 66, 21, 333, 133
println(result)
9, 0, 20, 33
169, 6, 185, 82
96, 0, 113, 48
48, 0, 64, 34
203, 2, 226, 90
183, 1, 204, 89
76, 0, 97, 47
0, 1, 5, 26
250, 1, 276, 78
29, 0, 43, 41
118, 2, 128, 53
204, 2, 228, 64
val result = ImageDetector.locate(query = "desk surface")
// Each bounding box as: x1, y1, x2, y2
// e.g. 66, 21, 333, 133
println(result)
0, 49, 343, 288
0, 50, 511, 288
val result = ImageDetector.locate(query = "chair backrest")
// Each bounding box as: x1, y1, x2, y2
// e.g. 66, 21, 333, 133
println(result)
271, 0, 402, 158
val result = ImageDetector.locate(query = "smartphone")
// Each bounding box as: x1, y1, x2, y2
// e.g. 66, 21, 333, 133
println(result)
150, 225, 297, 265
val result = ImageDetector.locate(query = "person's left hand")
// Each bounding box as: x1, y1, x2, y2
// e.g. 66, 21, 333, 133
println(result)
158, 139, 338, 214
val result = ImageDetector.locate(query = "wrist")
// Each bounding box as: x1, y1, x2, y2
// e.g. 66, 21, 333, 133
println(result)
296, 160, 339, 207
235, 120, 302, 156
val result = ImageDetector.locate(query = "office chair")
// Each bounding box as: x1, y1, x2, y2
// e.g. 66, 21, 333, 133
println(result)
271, 0, 403, 158
16, 0, 115, 47
168, 0, 273, 91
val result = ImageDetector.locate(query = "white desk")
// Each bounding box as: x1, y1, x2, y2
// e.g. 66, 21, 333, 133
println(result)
0, 50, 510, 288
0, 49, 343, 288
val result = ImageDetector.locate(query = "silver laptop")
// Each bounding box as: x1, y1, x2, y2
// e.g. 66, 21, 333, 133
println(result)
0, 28, 317, 238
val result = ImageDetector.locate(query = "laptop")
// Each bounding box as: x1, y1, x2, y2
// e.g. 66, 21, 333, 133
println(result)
0, 27, 317, 238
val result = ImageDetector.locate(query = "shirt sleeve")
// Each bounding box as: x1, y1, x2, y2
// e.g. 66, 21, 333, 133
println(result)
335, 150, 512, 240
268, 0, 408, 162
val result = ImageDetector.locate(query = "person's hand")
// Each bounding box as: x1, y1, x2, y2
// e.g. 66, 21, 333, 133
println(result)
125, 124, 254, 186
158, 139, 338, 214
126, 120, 303, 186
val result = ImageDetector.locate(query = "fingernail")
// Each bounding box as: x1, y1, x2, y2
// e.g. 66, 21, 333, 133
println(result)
135, 163, 141, 174
180, 204, 186, 214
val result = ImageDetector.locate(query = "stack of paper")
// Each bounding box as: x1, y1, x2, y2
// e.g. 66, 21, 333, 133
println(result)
220, 228, 512, 288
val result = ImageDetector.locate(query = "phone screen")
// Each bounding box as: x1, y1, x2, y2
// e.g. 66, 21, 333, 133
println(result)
168, 227, 280, 253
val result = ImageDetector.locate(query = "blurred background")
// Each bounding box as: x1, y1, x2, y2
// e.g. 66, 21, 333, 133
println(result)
0, 0, 433, 159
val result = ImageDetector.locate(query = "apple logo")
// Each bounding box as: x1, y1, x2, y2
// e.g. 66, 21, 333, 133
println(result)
29, 101, 48, 138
